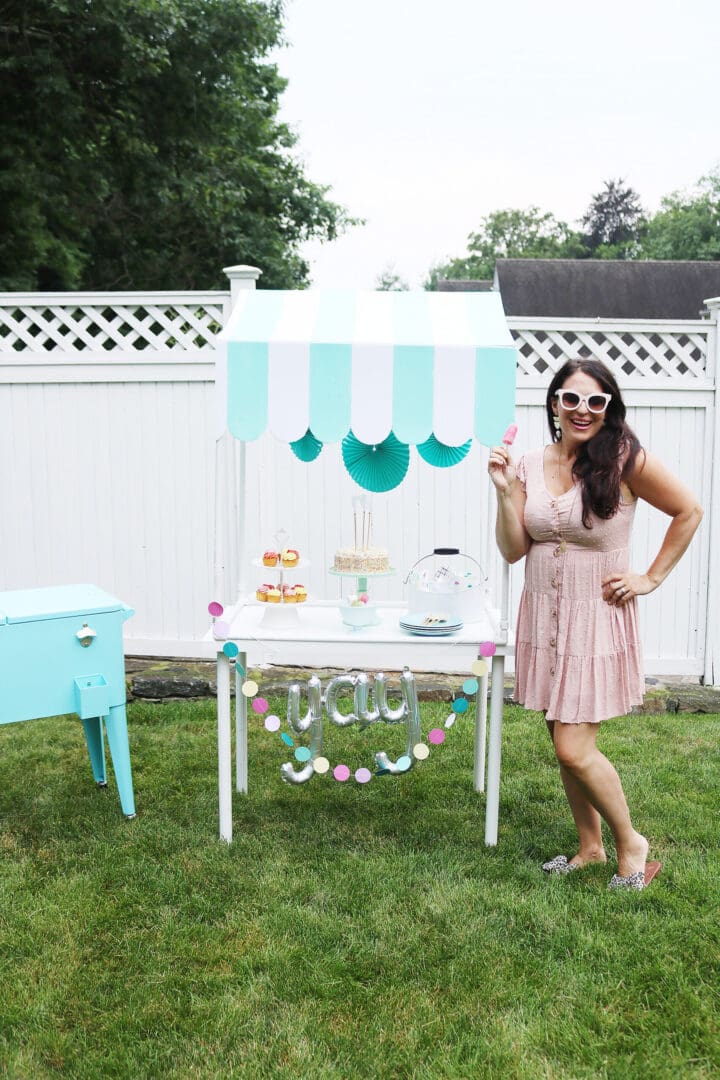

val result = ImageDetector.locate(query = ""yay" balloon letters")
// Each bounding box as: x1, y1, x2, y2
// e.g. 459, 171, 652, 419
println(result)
280, 669, 421, 784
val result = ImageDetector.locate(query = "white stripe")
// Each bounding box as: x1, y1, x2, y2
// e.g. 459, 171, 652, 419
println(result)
267, 342, 310, 441
268, 289, 321, 343
433, 346, 475, 446
353, 291, 394, 346
351, 343, 393, 443
428, 292, 474, 347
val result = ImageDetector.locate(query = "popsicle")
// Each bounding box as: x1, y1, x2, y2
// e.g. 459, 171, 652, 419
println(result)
502, 422, 518, 446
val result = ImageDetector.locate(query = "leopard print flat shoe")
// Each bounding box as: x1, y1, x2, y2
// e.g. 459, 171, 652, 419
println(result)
542, 854, 580, 874
608, 860, 662, 891
608, 870, 645, 890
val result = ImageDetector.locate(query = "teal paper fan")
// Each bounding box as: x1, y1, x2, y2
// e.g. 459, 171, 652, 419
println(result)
290, 428, 323, 463
417, 434, 472, 468
342, 431, 410, 493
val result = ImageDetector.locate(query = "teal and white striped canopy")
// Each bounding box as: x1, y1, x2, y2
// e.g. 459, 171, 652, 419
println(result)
218, 289, 516, 448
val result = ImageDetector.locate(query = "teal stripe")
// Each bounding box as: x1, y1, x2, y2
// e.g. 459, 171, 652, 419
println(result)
463, 293, 514, 348
309, 344, 352, 441
474, 347, 517, 445
230, 290, 287, 341
393, 346, 434, 442
308, 291, 356, 440
311, 289, 357, 343
392, 291, 434, 345
227, 342, 268, 440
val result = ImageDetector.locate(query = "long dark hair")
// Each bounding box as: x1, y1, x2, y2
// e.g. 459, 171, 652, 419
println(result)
546, 358, 642, 527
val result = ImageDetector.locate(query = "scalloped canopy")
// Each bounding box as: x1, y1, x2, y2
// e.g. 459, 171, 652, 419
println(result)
218, 289, 516, 448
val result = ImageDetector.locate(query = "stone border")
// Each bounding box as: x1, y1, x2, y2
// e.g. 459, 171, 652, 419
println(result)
125, 659, 720, 715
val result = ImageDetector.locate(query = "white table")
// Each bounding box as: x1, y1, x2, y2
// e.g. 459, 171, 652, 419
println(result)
210, 602, 512, 846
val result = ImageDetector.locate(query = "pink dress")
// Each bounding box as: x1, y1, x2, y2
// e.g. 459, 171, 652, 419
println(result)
514, 448, 644, 724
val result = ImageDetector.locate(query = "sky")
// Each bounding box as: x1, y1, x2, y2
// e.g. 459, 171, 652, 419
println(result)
270, 0, 720, 289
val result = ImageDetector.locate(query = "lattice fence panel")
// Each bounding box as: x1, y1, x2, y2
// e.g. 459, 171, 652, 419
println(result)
0, 302, 226, 354
511, 326, 710, 382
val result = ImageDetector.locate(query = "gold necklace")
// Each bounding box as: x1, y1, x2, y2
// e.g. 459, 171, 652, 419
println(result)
551, 446, 579, 556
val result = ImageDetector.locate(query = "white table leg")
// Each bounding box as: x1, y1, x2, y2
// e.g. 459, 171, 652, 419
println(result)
217, 651, 233, 843
235, 651, 248, 793
473, 670, 489, 793
484, 654, 505, 846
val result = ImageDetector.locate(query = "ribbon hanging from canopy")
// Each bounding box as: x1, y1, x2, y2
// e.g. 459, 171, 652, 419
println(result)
218, 289, 517, 489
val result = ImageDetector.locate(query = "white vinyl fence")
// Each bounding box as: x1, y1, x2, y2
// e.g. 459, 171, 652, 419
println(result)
1, 272, 718, 684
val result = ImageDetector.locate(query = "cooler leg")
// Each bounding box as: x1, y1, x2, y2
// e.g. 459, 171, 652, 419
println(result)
82, 716, 107, 786
105, 704, 136, 818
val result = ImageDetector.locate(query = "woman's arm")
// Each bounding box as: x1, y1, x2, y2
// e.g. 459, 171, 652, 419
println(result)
603, 451, 703, 605
488, 446, 532, 564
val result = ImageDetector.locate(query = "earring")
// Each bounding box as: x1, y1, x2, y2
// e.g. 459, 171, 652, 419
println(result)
553, 415, 561, 433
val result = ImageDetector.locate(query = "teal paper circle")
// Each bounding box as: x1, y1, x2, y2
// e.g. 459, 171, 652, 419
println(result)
341, 430, 410, 493
295, 746, 311, 762
223, 642, 239, 658
290, 428, 323, 463
463, 678, 479, 695
417, 433, 472, 468
396, 755, 412, 772
452, 697, 469, 714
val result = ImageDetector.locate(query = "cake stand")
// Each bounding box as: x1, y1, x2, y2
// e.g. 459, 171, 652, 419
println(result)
329, 567, 396, 629
253, 558, 310, 627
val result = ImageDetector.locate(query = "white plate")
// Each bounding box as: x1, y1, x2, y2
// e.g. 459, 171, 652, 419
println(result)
400, 614, 463, 632
401, 625, 463, 637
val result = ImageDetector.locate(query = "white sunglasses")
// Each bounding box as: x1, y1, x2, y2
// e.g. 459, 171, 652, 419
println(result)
555, 390, 612, 414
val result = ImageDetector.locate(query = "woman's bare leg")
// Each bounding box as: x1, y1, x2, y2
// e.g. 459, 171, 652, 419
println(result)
551, 721, 648, 877
546, 720, 606, 866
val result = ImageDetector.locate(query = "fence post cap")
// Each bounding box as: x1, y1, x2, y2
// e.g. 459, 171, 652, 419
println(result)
223, 265, 262, 283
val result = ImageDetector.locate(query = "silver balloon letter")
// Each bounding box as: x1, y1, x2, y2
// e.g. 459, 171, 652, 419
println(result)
281, 675, 323, 784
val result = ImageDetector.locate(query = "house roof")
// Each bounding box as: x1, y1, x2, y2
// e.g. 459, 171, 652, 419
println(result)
491, 259, 720, 319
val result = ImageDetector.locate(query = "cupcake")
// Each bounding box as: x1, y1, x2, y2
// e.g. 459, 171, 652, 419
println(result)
294, 585, 307, 603
256, 585, 269, 602
281, 547, 299, 568
284, 587, 297, 603
263, 550, 279, 567
267, 587, 281, 603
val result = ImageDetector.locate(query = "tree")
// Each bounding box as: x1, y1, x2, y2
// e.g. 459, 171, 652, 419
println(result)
581, 178, 644, 258
424, 207, 584, 288
639, 168, 720, 261
0, 0, 353, 290
375, 264, 409, 291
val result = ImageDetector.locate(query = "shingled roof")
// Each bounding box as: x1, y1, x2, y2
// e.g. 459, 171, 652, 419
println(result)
493, 260, 720, 319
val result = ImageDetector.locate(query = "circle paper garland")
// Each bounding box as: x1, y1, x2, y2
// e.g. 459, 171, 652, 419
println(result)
209, 596, 494, 786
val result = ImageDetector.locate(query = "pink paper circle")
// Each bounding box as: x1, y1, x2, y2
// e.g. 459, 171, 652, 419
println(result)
252, 697, 269, 714
333, 764, 351, 782
428, 728, 446, 745
213, 620, 230, 639
264, 715, 281, 732
479, 641, 496, 657
208, 601, 224, 617
355, 767, 372, 784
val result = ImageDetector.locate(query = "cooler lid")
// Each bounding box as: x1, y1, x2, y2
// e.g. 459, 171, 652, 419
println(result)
0, 584, 129, 624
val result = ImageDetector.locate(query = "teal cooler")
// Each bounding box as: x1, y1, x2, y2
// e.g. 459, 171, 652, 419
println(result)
0, 584, 136, 817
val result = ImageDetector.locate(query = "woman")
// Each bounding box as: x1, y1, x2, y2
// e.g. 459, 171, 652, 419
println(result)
488, 357, 703, 890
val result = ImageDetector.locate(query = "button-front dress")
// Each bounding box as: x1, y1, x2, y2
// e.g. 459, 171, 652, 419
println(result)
514, 448, 645, 724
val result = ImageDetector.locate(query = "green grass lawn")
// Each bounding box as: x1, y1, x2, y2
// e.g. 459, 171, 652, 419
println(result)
1, 696, 718, 1080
